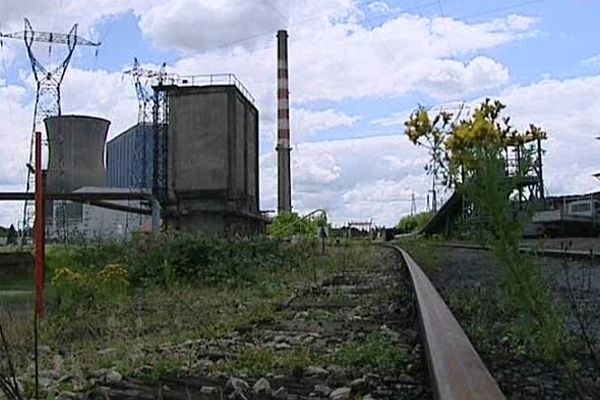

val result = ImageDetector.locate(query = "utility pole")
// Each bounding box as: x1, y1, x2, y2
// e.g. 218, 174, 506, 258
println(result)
0, 19, 99, 243
410, 193, 417, 215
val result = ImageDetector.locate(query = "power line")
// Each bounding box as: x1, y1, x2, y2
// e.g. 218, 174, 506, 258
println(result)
195, 0, 459, 55
459, 0, 547, 21
437, 0, 445, 17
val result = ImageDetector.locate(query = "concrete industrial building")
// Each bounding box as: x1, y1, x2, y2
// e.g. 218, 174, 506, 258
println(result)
45, 115, 109, 235
157, 77, 265, 234
45, 115, 109, 193
45, 76, 265, 238
45, 115, 149, 240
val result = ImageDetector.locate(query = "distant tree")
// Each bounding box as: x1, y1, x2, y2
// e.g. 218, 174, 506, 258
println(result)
396, 212, 433, 234
268, 212, 325, 240
6, 224, 17, 245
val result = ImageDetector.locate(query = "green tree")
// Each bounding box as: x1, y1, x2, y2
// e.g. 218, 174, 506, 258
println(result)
6, 224, 17, 245
396, 212, 433, 234
268, 212, 324, 240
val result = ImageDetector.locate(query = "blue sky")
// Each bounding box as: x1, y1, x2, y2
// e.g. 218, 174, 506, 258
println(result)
1, 0, 600, 226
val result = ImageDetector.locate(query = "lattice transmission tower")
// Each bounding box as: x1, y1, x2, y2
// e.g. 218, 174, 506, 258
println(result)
124, 58, 166, 190
0, 19, 99, 239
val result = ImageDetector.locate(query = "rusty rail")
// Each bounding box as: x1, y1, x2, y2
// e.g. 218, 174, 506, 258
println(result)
385, 244, 505, 400
437, 241, 599, 260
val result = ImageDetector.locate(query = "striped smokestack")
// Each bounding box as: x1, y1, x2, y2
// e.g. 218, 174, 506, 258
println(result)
276, 29, 292, 213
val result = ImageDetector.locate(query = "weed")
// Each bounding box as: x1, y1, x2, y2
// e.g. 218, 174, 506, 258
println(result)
335, 333, 406, 370
281, 346, 319, 376
223, 346, 276, 377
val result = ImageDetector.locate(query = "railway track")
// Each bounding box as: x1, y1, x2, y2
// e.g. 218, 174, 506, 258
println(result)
384, 244, 505, 400
437, 241, 600, 260
86, 244, 505, 400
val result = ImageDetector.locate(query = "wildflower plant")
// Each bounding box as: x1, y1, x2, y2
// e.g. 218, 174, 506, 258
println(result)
404, 99, 562, 358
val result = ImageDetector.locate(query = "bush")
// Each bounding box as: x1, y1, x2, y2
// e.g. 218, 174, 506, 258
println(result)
48, 233, 295, 289
268, 212, 325, 239
51, 264, 129, 313
396, 212, 433, 234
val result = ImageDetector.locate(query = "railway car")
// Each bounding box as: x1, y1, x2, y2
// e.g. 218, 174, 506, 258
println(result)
566, 199, 600, 217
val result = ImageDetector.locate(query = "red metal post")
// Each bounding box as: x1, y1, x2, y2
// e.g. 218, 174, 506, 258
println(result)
34, 131, 45, 318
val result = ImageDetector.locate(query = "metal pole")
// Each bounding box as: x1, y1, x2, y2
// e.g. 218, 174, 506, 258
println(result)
151, 197, 161, 232
34, 131, 45, 318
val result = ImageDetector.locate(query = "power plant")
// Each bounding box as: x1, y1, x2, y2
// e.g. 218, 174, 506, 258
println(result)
44, 115, 110, 238
45, 115, 110, 194
0, 21, 295, 239
106, 124, 154, 190
162, 79, 263, 233
44, 72, 266, 238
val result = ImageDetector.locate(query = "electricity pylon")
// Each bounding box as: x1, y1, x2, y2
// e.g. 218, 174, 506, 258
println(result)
123, 58, 166, 189
0, 19, 100, 241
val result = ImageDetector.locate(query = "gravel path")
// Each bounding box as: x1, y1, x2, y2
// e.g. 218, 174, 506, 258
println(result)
90, 248, 431, 400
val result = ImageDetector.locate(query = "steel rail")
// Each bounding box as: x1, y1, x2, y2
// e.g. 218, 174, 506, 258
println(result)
383, 244, 505, 400
436, 241, 600, 260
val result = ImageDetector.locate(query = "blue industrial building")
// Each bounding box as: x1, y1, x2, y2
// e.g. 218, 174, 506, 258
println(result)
106, 123, 153, 189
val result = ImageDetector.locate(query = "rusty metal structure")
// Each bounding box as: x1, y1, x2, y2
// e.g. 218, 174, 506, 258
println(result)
505, 135, 545, 204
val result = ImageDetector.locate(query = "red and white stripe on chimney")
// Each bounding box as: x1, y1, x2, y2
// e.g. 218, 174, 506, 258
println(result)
277, 30, 290, 149
276, 29, 292, 213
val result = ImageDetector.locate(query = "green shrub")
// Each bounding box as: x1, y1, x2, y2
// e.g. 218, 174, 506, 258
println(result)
268, 212, 325, 239
335, 333, 406, 369
396, 212, 433, 234
48, 233, 296, 289
51, 264, 129, 313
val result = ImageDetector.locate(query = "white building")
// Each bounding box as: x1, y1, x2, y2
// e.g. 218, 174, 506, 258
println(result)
48, 186, 153, 241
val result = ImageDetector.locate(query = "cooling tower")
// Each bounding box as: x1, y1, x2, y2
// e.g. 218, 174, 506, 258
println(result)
44, 115, 110, 193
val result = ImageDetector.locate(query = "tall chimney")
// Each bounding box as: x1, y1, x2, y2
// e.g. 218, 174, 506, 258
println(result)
276, 30, 292, 214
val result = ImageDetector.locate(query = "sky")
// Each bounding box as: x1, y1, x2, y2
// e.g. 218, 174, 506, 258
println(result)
0, 0, 600, 228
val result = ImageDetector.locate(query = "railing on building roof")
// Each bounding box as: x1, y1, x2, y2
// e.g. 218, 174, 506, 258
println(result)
160, 73, 255, 104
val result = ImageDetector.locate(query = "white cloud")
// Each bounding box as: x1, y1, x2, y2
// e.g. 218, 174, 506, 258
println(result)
61, 68, 138, 137
0, 84, 33, 187
260, 134, 430, 225
495, 75, 600, 196
371, 112, 409, 128
166, 7, 534, 107
582, 54, 600, 68
367, 2, 391, 14
138, 0, 286, 54
0, 1, 544, 228
415, 56, 509, 97
292, 108, 360, 141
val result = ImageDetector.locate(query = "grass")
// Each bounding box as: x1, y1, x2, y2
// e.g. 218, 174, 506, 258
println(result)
335, 332, 407, 370
0, 237, 380, 397
0, 272, 34, 291
395, 236, 444, 275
